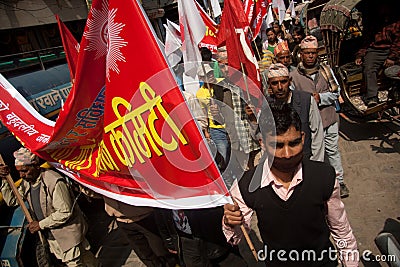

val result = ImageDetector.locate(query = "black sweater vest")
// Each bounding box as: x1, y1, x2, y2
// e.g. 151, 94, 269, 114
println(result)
268, 91, 313, 159
291, 90, 312, 159
239, 159, 336, 266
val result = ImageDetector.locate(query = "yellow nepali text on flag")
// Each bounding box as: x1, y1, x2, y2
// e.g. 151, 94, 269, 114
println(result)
104, 82, 188, 167
205, 26, 216, 37
64, 144, 96, 170
94, 140, 121, 176
49, 148, 75, 162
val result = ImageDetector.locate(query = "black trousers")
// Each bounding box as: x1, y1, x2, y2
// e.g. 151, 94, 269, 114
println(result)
363, 47, 390, 99
117, 213, 173, 267
180, 236, 247, 267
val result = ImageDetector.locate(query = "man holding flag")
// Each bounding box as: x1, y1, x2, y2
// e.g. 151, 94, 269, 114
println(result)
0, 148, 98, 267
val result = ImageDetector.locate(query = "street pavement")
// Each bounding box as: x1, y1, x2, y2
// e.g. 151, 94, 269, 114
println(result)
85, 115, 400, 267
337, 114, 400, 266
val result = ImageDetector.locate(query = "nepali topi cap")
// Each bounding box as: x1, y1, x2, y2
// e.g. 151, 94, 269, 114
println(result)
14, 147, 40, 166
300, 35, 318, 49
274, 41, 290, 56
267, 63, 289, 78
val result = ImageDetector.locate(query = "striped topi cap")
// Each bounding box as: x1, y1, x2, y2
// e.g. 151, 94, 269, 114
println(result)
13, 147, 40, 166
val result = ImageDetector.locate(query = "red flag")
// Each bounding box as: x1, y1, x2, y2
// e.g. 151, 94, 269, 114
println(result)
48, 0, 108, 148
250, 0, 268, 40
217, 0, 261, 96
0, 75, 55, 152
244, 0, 256, 26
0, 0, 230, 209
56, 15, 79, 82
244, 0, 268, 40
195, 1, 218, 53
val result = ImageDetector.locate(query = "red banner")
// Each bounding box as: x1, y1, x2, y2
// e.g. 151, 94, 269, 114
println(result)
195, 1, 218, 53
250, 0, 268, 40
0, 0, 230, 209
217, 0, 262, 98
56, 15, 79, 82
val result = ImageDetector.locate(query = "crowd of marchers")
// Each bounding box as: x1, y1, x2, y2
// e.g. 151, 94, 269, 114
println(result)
1, 13, 400, 267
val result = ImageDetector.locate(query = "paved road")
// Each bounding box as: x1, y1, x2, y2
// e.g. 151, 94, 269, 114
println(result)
338, 114, 400, 266
85, 115, 400, 267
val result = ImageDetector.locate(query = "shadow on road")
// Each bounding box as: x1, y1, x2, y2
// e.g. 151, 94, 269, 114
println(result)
339, 114, 400, 154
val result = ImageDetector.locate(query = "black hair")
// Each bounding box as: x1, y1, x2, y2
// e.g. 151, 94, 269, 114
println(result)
292, 26, 305, 36
265, 27, 275, 35
258, 102, 301, 139
200, 47, 213, 62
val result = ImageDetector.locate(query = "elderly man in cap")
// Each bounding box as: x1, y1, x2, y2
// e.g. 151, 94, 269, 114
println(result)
290, 35, 350, 198
274, 41, 296, 72
262, 41, 296, 96
0, 147, 98, 266
267, 63, 324, 161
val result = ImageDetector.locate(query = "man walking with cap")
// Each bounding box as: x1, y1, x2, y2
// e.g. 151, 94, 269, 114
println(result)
267, 63, 324, 161
0, 147, 98, 266
262, 41, 297, 96
274, 41, 296, 72
290, 35, 350, 198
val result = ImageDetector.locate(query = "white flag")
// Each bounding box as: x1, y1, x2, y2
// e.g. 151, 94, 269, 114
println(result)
203, 0, 222, 18
164, 20, 182, 68
265, 5, 274, 28
210, 0, 222, 18
287, 0, 296, 18
272, 0, 286, 24
178, 0, 206, 94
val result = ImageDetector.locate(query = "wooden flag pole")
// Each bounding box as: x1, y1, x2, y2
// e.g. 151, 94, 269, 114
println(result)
247, 27, 268, 90
247, 26, 263, 61
240, 62, 252, 103
241, 224, 259, 261
202, 63, 258, 261
226, 196, 258, 261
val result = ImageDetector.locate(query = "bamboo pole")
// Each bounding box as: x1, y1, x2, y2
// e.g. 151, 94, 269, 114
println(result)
214, 61, 258, 259
241, 224, 259, 261
226, 197, 258, 261
240, 62, 252, 102
248, 28, 268, 91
